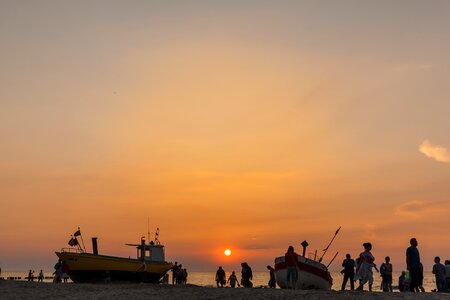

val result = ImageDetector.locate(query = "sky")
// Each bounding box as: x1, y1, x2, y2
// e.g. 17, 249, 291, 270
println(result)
1, 0, 450, 272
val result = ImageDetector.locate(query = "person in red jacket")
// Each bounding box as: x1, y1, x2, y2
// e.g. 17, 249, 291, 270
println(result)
285, 246, 299, 289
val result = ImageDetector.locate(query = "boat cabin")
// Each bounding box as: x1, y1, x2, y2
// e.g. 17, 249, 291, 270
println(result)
126, 238, 166, 262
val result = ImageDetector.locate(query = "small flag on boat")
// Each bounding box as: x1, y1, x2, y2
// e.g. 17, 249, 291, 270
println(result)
68, 237, 79, 246
74, 229, 81, 236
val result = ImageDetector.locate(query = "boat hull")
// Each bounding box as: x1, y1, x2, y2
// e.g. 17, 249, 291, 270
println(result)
274, 256, 332, 290
56, 252, 173, 283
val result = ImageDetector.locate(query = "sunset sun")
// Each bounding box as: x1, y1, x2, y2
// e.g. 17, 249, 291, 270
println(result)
224, 249, 231, 256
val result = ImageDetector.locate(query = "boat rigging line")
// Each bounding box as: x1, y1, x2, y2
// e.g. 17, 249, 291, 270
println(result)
318, 226, 341, 263
326, 251, 339, 268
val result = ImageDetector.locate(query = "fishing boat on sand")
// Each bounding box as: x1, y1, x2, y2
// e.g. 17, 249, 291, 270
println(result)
55, 228, 173, 283
274, 255, 333, 289
274, 227, 341, 290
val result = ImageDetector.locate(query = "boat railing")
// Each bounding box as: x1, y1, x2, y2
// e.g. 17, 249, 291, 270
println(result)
60, 247, 85, 253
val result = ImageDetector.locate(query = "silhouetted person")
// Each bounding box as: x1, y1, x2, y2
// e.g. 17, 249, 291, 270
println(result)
380, 256, 393, 292
241, 262, 253, 288
53, 259, 63, 283
176, 264, 183, 284
445, 260, 450, 292
216, 266, 226, 287
227, 271, 240, 288
171, 262, 178, 284
28, 270, 34, 282
432, 256, 446, 292
341, 253, 355, 290
267, 265, 276, 288
417, 263, 425, 292
182, 268, 188, 284
356, 242, 379, 291
406, 238, 422, 292
285, 246, 299, 289
62, 262, 69, 283
38, 270, 44, 282
398, 271, 406, 292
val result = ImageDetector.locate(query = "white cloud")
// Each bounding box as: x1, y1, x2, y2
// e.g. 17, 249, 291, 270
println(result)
419, 139, 450, 163
395, 200, 426, 218
394, 200, 450, 219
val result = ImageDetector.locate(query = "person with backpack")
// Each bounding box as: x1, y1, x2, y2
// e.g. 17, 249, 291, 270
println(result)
341, 253, 355, 290
380, 256, 393, 292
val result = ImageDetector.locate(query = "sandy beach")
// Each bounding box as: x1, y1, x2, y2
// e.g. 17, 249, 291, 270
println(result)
1, 281, 449, 300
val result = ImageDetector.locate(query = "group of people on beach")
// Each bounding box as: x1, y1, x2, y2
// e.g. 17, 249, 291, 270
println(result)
211, 245, 303, 289
53, 259, 70, 283
341, 238, 450, 293
213, 262, 260, 288
170, 262, 188, 284
27, 269, 44, 282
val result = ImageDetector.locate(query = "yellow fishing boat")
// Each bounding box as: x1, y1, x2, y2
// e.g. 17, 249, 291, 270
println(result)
55, 229, 173, 283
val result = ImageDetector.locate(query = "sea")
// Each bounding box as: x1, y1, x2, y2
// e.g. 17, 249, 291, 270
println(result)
0, 270, 439, 292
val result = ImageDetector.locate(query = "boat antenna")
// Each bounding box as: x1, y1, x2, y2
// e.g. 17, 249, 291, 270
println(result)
147, 217, 150, 243
318, 226, 341, 263
326, 251, 339, 268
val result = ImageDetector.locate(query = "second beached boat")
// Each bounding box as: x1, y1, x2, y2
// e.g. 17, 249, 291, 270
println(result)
274, 254, 333, 289
274, 228, 341, 290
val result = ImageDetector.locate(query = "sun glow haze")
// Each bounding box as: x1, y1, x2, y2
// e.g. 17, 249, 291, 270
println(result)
1, 1, 450, 272
224, 249, 231, 256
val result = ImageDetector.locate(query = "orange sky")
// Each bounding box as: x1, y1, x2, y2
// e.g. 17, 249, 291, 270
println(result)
1, 1, 450, 272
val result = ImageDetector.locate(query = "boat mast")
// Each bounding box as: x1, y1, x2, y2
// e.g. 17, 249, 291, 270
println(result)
147, 217, 150, 243
77, 227, 86, 252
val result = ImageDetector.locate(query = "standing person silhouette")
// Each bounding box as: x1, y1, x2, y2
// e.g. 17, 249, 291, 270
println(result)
356, 242, 379, 291
215, 266, 226, 287
406, 238, 422, 292
176, 264, 183, 284
341, 253, 355, 290
171, 262, 179, 285
53, 259, 63, 283
285, 246, 299, 289
380, 256, 393, 292
38, 270, 44, 282
432, 256, 446, 292
445, 260, 450, 292
240, 262, 253, 288
227, 271, 240, 288
28, 270, 33, 282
